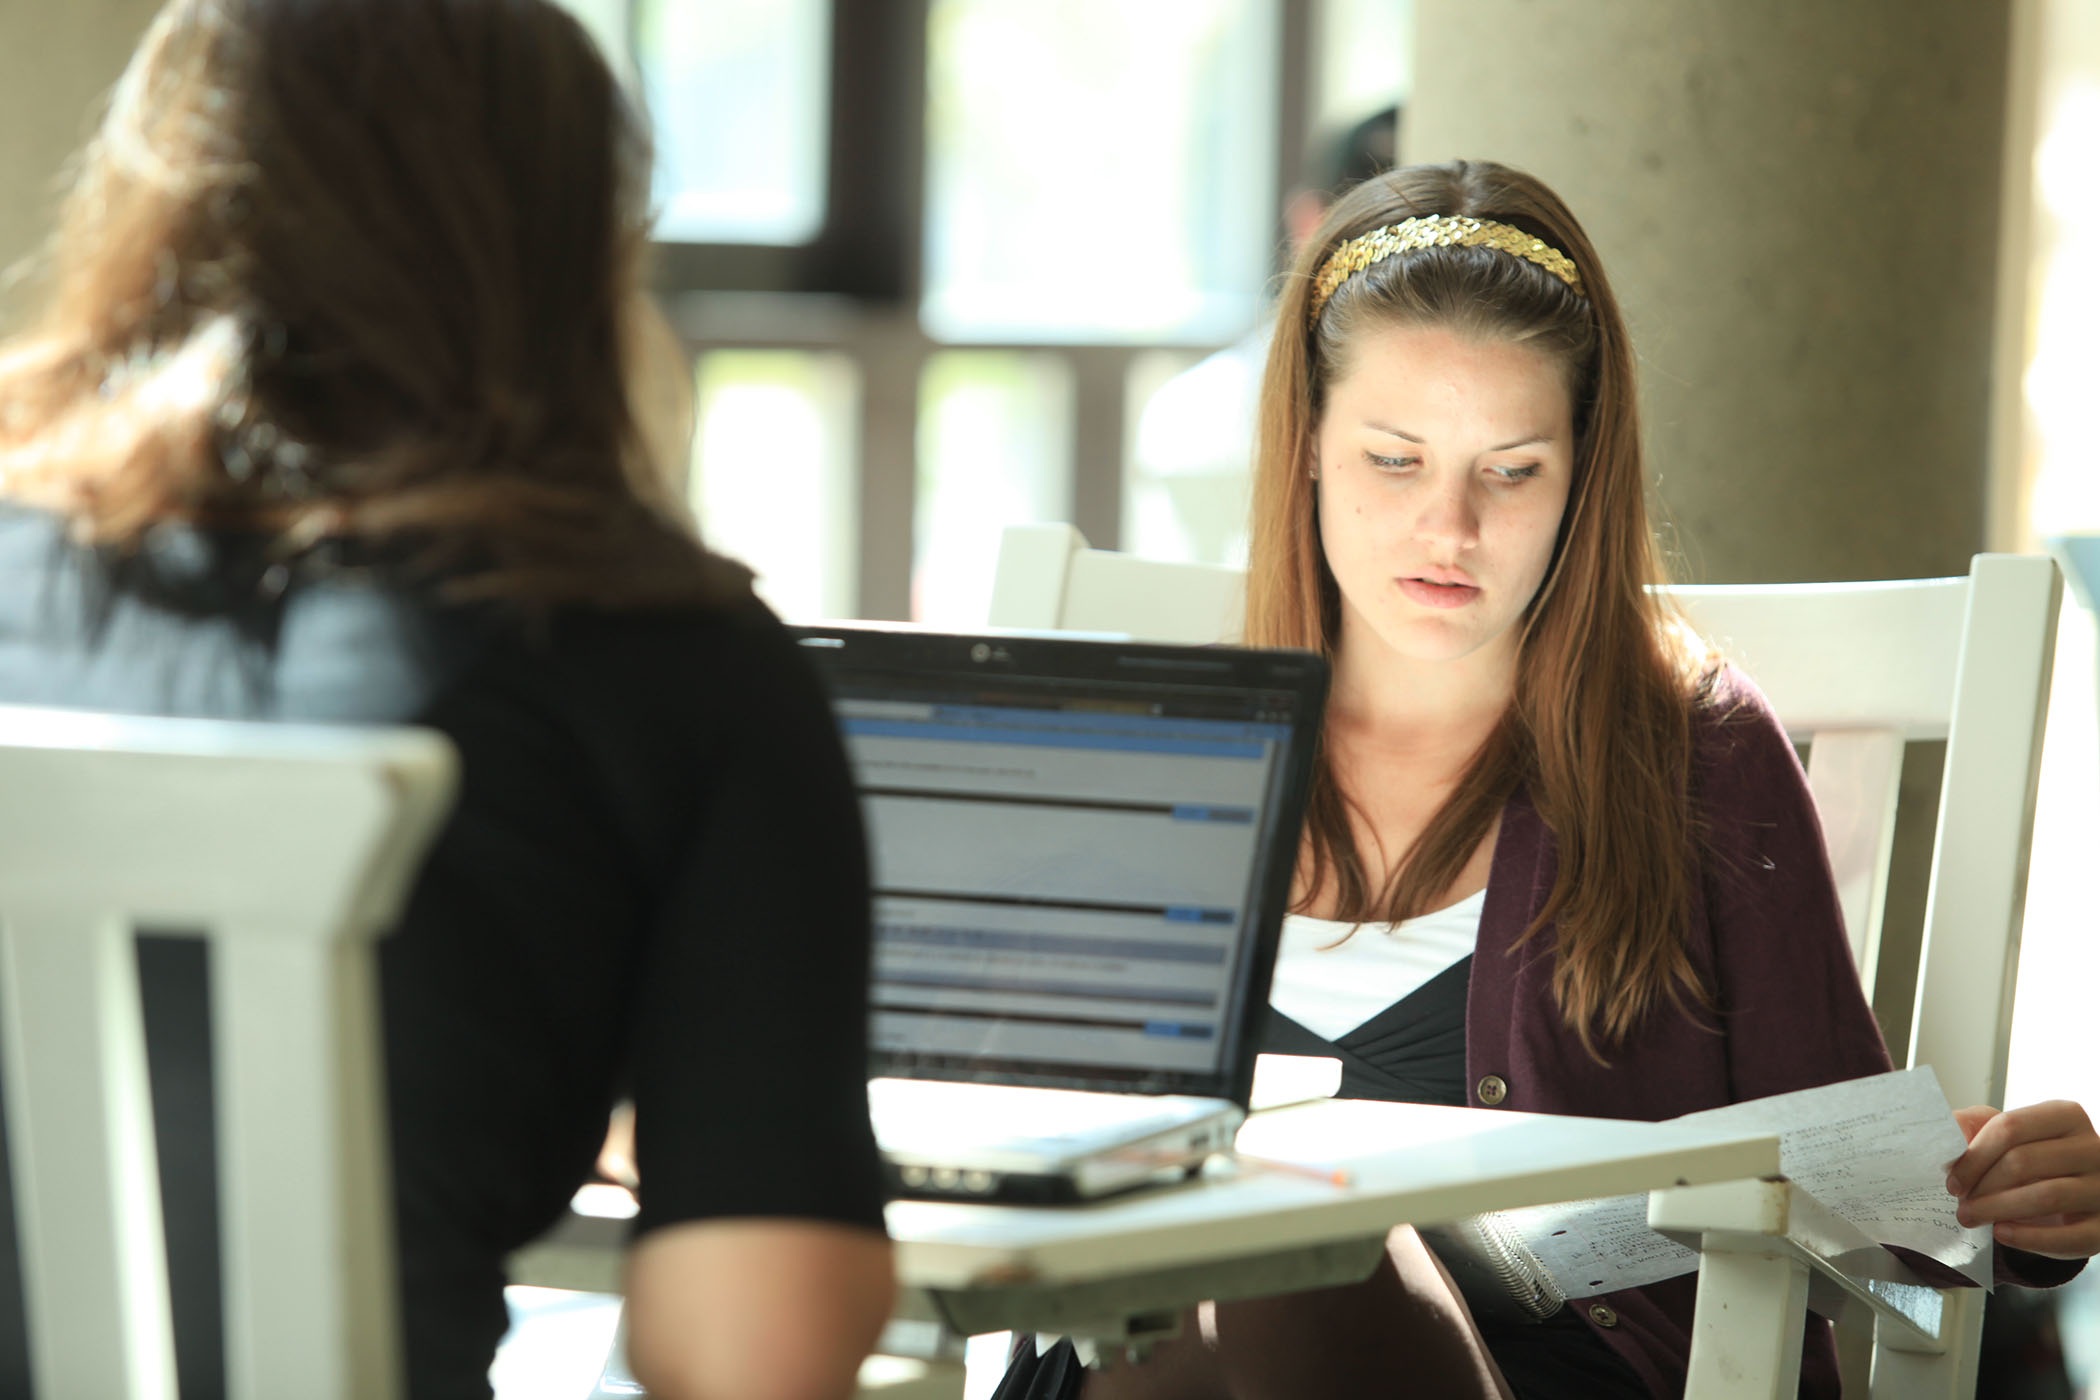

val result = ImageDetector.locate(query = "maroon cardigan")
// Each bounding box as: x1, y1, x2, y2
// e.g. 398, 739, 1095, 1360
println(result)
1461, 671, 2081, 1397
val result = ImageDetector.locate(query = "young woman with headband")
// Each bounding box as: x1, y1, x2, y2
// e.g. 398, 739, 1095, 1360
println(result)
1047, 160, 2100, 1399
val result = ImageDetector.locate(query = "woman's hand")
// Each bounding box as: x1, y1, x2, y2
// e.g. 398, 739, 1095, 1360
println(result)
1946, 1101, 2100, 1259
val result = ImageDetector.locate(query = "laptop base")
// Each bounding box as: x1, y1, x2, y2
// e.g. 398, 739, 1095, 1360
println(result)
882, 1158, 1204, 1205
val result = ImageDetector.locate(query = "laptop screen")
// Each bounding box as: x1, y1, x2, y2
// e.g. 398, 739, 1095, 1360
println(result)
795, 627, 1326, 1100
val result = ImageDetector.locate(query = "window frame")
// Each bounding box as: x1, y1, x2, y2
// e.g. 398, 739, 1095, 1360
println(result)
643, 0, 928, 303
648, 0, 1321, 620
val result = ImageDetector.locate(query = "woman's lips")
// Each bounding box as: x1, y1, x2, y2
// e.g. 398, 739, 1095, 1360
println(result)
1398, 576, 1480, 609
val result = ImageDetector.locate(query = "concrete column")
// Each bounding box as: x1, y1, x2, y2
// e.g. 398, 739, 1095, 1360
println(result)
0, 0, 164, 331
1405, 0, 2017, 585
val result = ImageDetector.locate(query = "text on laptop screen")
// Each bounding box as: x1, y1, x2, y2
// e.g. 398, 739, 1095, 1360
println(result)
834, 683, 1292, 1089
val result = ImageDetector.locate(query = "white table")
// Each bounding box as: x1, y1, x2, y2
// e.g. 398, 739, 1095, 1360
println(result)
883, 1098, 1780, 1354
510, 1099, 1785, 1394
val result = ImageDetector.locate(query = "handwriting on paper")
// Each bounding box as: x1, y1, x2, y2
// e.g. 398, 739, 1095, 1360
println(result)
1473, 1066, 1988, 1300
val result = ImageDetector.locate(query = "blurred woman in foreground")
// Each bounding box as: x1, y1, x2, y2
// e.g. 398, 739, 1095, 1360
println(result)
0, 1, 893, 1396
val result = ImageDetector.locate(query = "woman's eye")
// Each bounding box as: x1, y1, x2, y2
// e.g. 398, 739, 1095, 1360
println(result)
1490, 463, 1543, 483
1365, 452, 1418, 472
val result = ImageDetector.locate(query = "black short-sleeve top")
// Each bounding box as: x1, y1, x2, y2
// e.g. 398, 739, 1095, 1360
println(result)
0, 504, 887, 1398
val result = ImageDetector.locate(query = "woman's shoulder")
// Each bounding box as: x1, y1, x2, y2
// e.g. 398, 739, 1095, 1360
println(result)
1683, 661, 1810, 809
281, 547, 785, 728
1638, 613, 1786, 750
1692, 661, 1778, 729
544, 590, 799, 677
1689, 661, 1782, 732
529, 591, 839, 743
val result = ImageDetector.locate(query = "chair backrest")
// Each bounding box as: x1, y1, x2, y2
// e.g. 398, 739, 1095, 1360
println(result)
0, 708, 457, 1400
987, 523, 2061, 1114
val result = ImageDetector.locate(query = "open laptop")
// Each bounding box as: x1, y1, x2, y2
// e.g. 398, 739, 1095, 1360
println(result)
792, 625, 1327, 1203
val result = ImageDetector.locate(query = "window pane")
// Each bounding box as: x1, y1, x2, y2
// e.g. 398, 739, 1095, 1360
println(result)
922, 0, 1279, 344
1315, 0, 1414, 134
691, 351, 859, 620
2029, 81, 2100, 535
1124, 347, 1255, 566
914, 352, 1074, 626
633, 0, 830, 245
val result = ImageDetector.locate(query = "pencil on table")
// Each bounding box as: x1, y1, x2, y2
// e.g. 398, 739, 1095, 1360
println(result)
1234, 1152, 1356, 1187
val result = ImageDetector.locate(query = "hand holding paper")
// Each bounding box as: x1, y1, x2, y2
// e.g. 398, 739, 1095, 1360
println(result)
1453, 1066, 1995, 1304
1947, 1099, 2100, 1260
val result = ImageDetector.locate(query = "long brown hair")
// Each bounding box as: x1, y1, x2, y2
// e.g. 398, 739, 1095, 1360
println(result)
1247, 159, 1715, 1056
0, 0, 746, 609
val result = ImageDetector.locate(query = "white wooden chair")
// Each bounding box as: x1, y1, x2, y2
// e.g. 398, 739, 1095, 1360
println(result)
988, 521, 2063, 1400
0, 707, 457, 1400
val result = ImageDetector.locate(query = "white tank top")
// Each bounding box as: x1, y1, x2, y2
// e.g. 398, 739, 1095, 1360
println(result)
1269, 889, 1485, 1041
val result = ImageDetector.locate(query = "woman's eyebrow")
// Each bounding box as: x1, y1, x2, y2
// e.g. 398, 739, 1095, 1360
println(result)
1365, 421, 1558, 452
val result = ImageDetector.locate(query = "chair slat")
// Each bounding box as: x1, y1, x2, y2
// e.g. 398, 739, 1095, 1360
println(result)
1803, 730, 1906, 985
985, 522, 1086, 631
0, 711, 455, 1400
0, 911, 178, 1400
1909, 554, 2061, 1112
1670, 580, 1970, 741
215, 934, 402, 1400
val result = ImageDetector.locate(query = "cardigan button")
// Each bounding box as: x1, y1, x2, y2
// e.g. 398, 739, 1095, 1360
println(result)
1476, 1074, 1508, 1106
1588, 1303, 1619, 1328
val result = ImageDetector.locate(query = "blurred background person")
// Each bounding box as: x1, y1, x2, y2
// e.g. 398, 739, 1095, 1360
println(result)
1126, 103, 1400, 568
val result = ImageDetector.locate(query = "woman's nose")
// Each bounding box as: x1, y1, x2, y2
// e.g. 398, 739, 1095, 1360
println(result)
1411, 477, 1480, 552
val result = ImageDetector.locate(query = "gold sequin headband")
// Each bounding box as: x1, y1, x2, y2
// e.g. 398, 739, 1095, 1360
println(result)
1307, 214, 1585, 325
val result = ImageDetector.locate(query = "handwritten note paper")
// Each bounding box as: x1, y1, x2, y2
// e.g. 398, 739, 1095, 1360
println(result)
1483, 1066, 1988, 1299
1674, 1065, 1989, 1286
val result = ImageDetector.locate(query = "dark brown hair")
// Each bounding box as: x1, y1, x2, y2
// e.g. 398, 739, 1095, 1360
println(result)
1247, 159, 1715, 1056
0, 0, 747, 609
